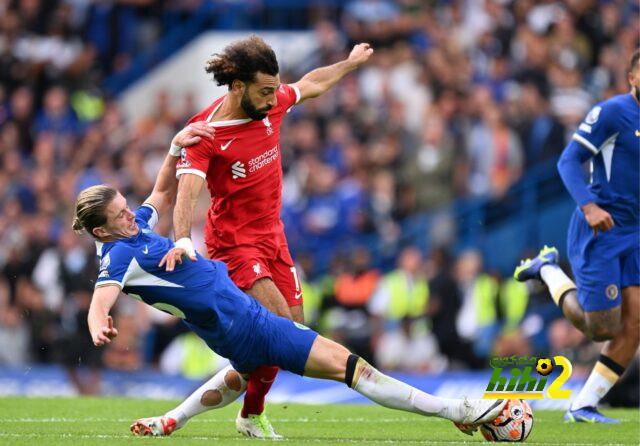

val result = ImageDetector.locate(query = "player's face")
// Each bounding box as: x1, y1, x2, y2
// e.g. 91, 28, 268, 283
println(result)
241, 72, 279, 120
96, 193, 138, 240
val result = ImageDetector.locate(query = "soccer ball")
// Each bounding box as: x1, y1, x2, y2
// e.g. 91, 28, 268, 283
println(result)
480, 399, 533, 442
536, 358, 553, 376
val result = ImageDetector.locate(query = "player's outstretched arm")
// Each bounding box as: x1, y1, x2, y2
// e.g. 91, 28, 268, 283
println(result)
557, 140, 614, 235
88, 285, 120, 346
293, 43, 373, 103
145, 122, 214, 215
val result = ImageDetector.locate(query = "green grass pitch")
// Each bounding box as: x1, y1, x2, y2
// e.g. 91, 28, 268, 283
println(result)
0, 398, 637, 445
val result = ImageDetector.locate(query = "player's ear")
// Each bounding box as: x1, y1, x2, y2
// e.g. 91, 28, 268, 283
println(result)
92, 226, 108, 239
231, 79, 245, 94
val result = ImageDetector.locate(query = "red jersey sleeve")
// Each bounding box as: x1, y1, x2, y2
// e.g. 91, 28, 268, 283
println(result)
176, 138, 214, 179
278, 84, 301, 112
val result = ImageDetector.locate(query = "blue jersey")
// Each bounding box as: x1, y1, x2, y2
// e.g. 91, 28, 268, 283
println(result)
571, 93, 639, 228
94, 205, 317, 374
95, 204, 229, 326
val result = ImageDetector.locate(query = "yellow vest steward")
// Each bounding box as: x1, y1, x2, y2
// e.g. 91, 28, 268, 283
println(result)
385, 271, 429, 320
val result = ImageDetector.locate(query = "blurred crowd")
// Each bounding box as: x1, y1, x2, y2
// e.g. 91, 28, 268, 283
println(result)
0, 0, 637, 392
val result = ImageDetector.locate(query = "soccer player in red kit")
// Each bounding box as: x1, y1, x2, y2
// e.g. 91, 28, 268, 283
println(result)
159, 35, 373, 438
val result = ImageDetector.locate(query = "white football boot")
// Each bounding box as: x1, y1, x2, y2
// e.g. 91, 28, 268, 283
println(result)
448, 398, 507, 424
130, 416, 178, 436
235, 409, 283, 439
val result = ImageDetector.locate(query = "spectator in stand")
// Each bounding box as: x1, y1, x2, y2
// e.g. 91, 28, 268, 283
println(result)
329, 247, 380, 365
510, 81, 566, 168
425, 246, 474, 369
401, 111, 465, 211
466, 100, 523, 198
368, 246, 444, 372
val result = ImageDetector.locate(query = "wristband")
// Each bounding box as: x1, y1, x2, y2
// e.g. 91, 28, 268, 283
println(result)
169, 143, 183, 157
174, 237, 196, 258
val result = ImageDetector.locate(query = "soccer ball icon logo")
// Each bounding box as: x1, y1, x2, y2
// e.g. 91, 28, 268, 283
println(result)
536, 358, 553, 376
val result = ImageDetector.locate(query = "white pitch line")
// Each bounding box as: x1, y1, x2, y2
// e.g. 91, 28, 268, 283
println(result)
0, 416, 635, 424
0, 433, 632, 446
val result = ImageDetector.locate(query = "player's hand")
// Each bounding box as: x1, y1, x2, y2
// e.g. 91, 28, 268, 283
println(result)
581, 202, 614, 236
347, 43, 374, 67
92, 316, 118, 346
159, 247, 196, 272
172, 121, 215, 148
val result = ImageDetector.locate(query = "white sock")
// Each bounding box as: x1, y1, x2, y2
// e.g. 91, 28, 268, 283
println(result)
165, 365, 246, 428
540, 264, 576, 306
571, 361, 620, 410
351, 360, 462, 420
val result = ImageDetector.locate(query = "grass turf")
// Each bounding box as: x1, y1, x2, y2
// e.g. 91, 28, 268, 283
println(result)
0, 398, 637, 445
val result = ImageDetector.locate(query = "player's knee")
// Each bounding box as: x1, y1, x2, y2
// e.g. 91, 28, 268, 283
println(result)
585, 307, 622, 341
587, 320, 622, 341
224, 368, 245, 392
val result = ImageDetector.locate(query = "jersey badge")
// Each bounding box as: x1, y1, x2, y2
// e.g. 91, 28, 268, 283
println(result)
293, 322, 310, 331
178, 148, 191, 168
263, 116, 273, 135
606, 284, 618, 300
98, 253, 110, 278
585, 106, 601, 124
253, 262, 262, 276
100, 253, 110, 270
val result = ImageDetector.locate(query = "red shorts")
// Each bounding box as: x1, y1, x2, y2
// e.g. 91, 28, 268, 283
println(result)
207, 242, 303, 307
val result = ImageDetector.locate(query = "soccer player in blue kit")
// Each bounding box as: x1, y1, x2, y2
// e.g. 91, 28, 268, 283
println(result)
515, 49, 640, 424
73, 124, 506, 438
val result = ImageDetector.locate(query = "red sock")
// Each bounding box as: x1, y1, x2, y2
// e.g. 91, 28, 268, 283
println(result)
241, 365, 279, 417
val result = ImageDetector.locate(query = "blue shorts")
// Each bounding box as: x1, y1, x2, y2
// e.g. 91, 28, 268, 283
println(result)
184, 268, 318, 376
226, 309, 319, 375
567, 208, 640, 312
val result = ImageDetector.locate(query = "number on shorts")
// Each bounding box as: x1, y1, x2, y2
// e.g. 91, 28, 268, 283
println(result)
290, 266, 301, 292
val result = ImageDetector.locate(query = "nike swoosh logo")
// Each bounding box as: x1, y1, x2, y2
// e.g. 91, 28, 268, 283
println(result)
294, 292, 302, 300
472, 399, 504, 423
259, 377, 275, 384
220, 138, 235, 151
142, 245, 149, 254
635, 130, 640, 137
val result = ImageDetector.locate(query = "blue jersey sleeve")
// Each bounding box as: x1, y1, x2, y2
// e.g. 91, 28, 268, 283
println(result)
95, 244, 134, 289
572, 101, 619, 155
136, 204, 159, 230
557, 140, 599, 206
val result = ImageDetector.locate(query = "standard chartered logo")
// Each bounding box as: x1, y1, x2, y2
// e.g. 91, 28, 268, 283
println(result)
231, 161, 246, 180
248, 146, 278, 172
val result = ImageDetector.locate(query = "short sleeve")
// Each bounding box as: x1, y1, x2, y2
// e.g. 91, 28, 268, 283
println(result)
176, 138, 214, 179
572, 101, 618, 155
136, 204, 158, 230
277, 84, 301, 113
95, 245, 133, 289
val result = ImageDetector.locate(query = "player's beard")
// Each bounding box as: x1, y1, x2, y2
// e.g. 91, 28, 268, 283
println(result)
241, 91, 271, 120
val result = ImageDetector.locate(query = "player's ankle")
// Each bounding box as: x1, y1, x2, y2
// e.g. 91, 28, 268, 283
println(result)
240, 409, 263, 418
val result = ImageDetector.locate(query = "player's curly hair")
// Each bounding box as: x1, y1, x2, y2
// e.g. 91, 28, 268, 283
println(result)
205, 35, 279, 88
72, 185, 117, 238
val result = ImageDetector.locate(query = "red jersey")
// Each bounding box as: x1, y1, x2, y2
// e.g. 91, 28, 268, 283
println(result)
176, 84, 300, 252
